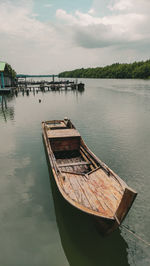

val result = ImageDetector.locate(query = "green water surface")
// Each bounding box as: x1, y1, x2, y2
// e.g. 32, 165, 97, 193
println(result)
0, 79, 150, 266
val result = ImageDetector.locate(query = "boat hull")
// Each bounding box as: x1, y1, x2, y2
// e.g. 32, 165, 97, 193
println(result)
42, 119, 137, 235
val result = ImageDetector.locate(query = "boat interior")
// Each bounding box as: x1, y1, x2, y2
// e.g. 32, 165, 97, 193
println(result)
45, 120, 124, 218
45, 120, 94, 173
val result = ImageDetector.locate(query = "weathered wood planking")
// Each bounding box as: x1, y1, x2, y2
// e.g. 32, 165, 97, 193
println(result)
91, 169, 124, 200
89, 170, 123, 212
56, 155, 83, 165
61, 175, 77, 202
46, 121, 67, 129
59, 157, 122, 216
50, 137, 80, 152
56, 153, 90, 173
61, 172, 114, 217
76, 174, 108, 214
87, 176, 117, 215
58, 161, 90, 167
80, 146, 98, 168
65, 173, 91, 209
47, 129, 80, 138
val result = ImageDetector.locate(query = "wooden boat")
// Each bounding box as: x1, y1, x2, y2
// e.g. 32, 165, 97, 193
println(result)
42, 118, 137, 235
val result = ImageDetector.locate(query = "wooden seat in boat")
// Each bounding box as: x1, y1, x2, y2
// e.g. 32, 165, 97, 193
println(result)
58, 161, 91, 168
46, 121, 67, 130
47, 129, 80, 139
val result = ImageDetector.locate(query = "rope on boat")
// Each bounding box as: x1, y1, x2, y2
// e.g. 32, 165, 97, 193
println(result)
121, 225, 150, 247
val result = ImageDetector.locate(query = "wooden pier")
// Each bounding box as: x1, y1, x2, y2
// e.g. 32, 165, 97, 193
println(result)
16, 73, 85, 92
17, 80, 85, 92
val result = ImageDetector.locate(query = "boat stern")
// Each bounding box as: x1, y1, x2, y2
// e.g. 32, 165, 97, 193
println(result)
115, 187, 137, 225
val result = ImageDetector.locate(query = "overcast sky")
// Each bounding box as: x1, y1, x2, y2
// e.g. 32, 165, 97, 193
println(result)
0, 0, 150, 74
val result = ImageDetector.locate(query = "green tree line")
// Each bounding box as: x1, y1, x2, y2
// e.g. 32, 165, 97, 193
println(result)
5, 63, 16, 79
59, 60, 150, 79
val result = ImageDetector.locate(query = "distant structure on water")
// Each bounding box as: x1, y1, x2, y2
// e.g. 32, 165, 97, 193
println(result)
17, 74, 85, 92
0, 61, 16, 93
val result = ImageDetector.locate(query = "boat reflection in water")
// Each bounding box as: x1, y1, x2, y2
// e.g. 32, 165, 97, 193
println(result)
45, 155, 129, 266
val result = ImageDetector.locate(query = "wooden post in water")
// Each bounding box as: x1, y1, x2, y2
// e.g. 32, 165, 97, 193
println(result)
1, 72, 5, 88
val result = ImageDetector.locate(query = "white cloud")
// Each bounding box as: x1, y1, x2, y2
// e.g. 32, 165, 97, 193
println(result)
0, 2, 52, 40
0, 1, 69, 73
109, 0, 133, 11
56, 1, 150, 49
109, 0, 150, 13
56, 9, 77, 25
0, 0, 150, 73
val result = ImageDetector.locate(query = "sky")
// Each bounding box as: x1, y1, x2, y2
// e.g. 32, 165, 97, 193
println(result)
0, 0, 150, 74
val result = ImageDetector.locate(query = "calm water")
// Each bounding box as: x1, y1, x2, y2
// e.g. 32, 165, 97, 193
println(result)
0, 79, 150, 266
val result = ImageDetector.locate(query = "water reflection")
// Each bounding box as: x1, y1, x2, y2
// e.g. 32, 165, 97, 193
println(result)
19, 86, 85, 98
0, 95, 15, 122
46, 158, 129, 266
